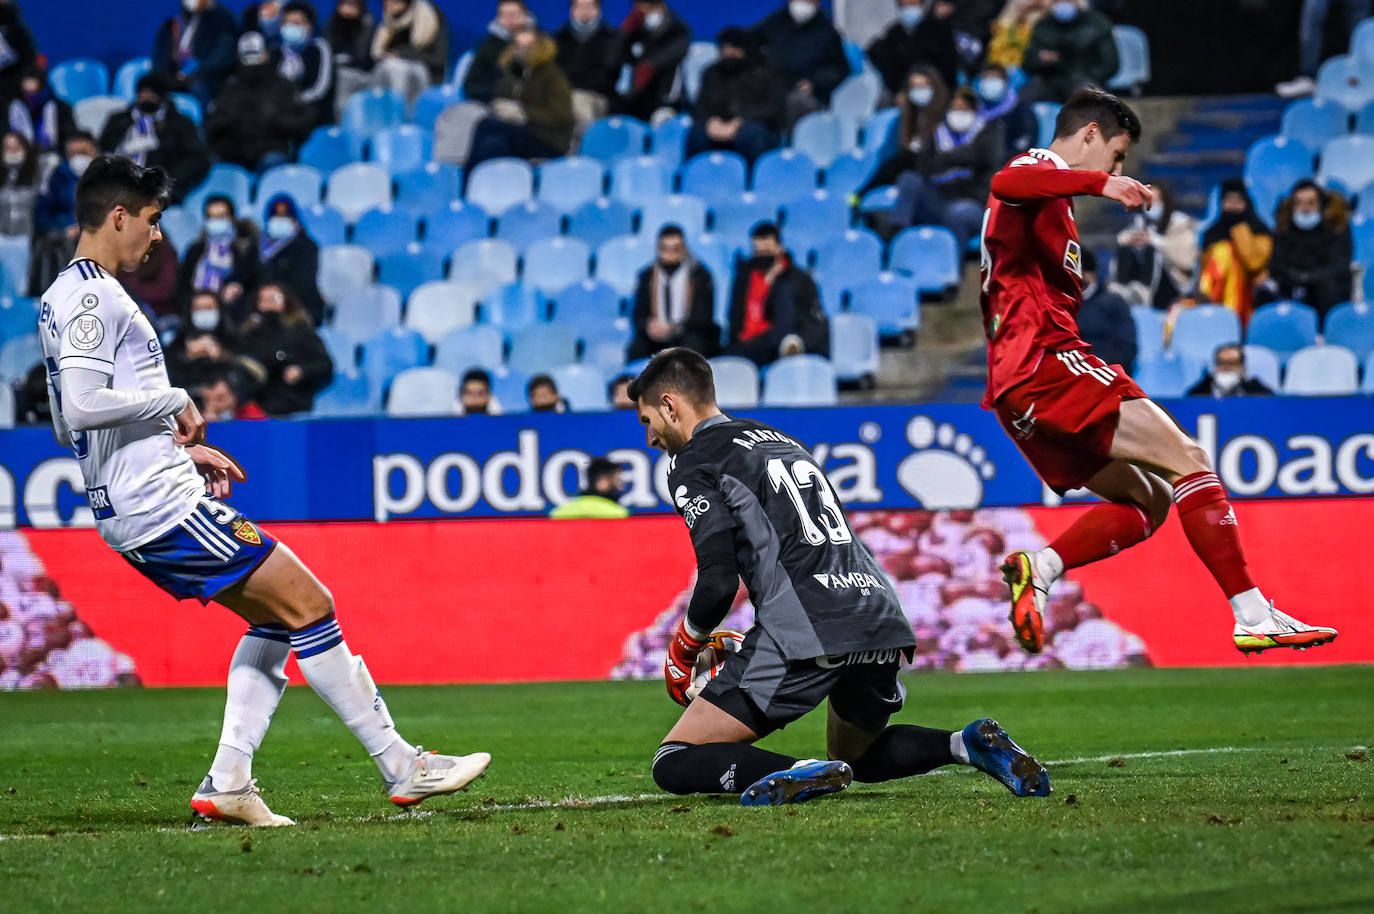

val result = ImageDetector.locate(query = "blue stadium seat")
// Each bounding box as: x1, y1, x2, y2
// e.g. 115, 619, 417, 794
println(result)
537, 156, 605, 212
638, 194, 708, 238
425, 200, 490, 250
0, 334, 39, 383
494, 200, 564, 252
171, 92, 202, 125
1282, 344, 1360, 395
1324, 301, 1374, 355
342, 88, 408, 156
595, 234, 654, 294
1355, 98, 1374, 134
816, 274, 849, 316
859, 185, 899, 214
847, 272, 919, 338
791, 111, 847, 168
405, 281, 480, 343
547, 279, 624, 325
1243, 136, 1313, 224
157, 205, 200, 253
581, 325, 633, 376
708, 193, 779, 247
299, 126, 353, 174
0, 235, 26, 298
73, 96, 126, 137
1033, 102, 1062, 147
681, 41, 719, 102
254, 164, 324, 210
434, 324, 505, 376
888, 225, 960, 294
492, 368, 533, 413
566, 197, 635, 249
780, 190, 851, 261
369, 124, 432, 174
679, 151, 749, 203
300, 204, 348, 246
1171, 304, 1243, 369
387, 367, 458, 417
395, 161, 463, 215
829, 312, 880, 384
1364, 350, 1374, 394
1133, 351, 1199, 399
329, 283, 401, 344
479, 282, 541, 330
317, 245, 376, 306
862, 108, 900, 161
824, 150, 878, 196
1318, 135, 1374, 196
609, 155, 672, 204
352, 206, 420, 256
1280, 98, 1351, 158
361, 327, 430, 397
465, 157, 534, 213
1242, 344, 1282, 391
752, 149, 819, 202
1355, 17, 1374, 68
580, 116, 649, 161
551, 363, 611, 411
413, 83, 463, 128
762, 355, 838, 406
312, 374, 378, 417
185, 164, 253, 217
48, 58, 110, 104
708, 356, 760, 409
522, 237, 591, 294
0, 295, 38, 344
113, 57, 152, 102
831, 73, 881, 137
507, 323, 579, 375
451, 50, 475, 95
1246, 301, 1319, 361
1316, 54, 1374, 110
449, 238, 518, 293
651, 116, 691, 168
1132, 305, 1167, 365
1107, 25, 1151, 93
318, 325, 360, 376
0, 382, 11, 427
326, 163, 392, 223
377, 243, 446, 297
814, 229, 883, 280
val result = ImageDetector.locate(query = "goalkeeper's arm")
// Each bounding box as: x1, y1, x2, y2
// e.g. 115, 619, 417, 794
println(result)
682, 528, 740, 639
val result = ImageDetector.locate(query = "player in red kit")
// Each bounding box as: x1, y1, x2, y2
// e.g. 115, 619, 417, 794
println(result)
979, 89, 1337, 656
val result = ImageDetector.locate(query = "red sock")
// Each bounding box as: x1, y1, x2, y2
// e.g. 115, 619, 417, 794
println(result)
1172, 471, 1256, 598
1049, 502, 1153, 570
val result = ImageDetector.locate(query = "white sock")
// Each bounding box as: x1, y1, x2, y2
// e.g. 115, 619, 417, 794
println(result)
950, 730, 971, 765
208, 627, 291, 791
289, 615, 415, 783
1229, 587, 1270, 626
1033, 547, 1064, 585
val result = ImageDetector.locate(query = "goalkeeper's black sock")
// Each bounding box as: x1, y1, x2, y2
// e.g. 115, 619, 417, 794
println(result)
652, 741, 798, 795
850, 725, 956, 783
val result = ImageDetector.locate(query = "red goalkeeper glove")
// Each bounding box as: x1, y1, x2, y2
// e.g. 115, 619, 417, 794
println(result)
664, 617, 707, 707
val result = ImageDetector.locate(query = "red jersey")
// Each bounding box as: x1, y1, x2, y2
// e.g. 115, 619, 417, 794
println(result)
978, 148, 1110, 408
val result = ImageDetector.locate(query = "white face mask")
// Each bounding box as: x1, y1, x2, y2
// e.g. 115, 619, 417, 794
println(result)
1292, 209, 1322, 231
1051, 1, 1078, 21
898, 6, 924, 28
1213, 369, 1242, 391
977, 76, 1007, 102
280, 23, 310, 47
643, 10, 664, 29
908, 85, 933, 107
204, 217, 234, 241
945, 110, 976, 133
68, 154, 93, 176
190, 309, 221, 331
266, 215, 297, 240
2, 151, 23, 167
789, 1, 817, 24
1145, 200, 1164, 223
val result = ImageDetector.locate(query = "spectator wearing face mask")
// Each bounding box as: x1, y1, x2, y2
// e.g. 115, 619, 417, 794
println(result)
243, 0, 286, 44
1112, 180, 1197, 310
207, 32, 314, 171
549, 457, 631, 519
463, 0, 530, 104
98, 72, 209, 204
726, 221, 829, 366
177, 194, 261, 315
466, 23, 574, 168
372, 0, 451, 103
325, 0, 377, 108
0, 128, 37, 237
274, 1, 335, 128
554, 0, 624, 131
1266, 180, 1352, 318
527, 374, 567, 412
167, 299, 241, 390
1186, 344, 1273, 398
866, 0, 959, 99
752, 0, 849, 129
616, 0, 691, 121
973, 62, 1032, 155
258, 194, 325, 325
628, 225, 720, 360
1198, 179, 1272, 325
4, 67, 75, 154
685, 27, 786, 164
986, 0, 1046, 70
237, 282, 334, 415
152, 0, 240, 106
1021, 0, 1118, 102
857, 67, 945, 215
1073, 248, 1136, 375
0, 1, 37, 101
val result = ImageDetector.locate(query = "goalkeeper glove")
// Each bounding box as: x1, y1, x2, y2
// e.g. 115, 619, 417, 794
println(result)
664, 617, 707, 707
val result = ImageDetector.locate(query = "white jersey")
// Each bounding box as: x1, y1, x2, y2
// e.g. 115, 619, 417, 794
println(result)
39, 258, 203, 552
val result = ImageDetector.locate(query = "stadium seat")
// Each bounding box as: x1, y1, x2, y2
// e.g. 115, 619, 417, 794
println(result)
609, 155, 672, 204
317, 245, 376, 306
325, 163, 392, 223
831, 73, 881, 137
1355, 16, 1374, 68
387, 367, 458, 417
594, 234, 654, 294
522, 237, 591, 294
1282, 344, 1360, 395
157, 205, 201, 252
651, 115, 691, 168
479, 281, 542, 330
1324, 301, 1374, 354
185, 164, 253, 217
507, 323, 579, 375
425, 200, 490, 250
859, 184, 899, 214
681, 41, 719, 102
791, 111, 848, 168
1132, 351, 1198, 399
708, 356, 760, 409
329, 283, 401, 344
450, 238, 519, 295
547, 363, 608, 411
1318, 135, 1374, 196
1280, 98, 1351, 158
847, 272, 919, 339
888, 225, 960, 293
413, 83, 463, 128
1355, 98, 1374, 134
1132, 305, 1167, 365
312, 374, 378, 417
638, 194, 708, 238
342, 88, 408, 156
816, 273, 849, 315
751, 149, 819, 202
547, 278, 624, 325
113, 57, 152, 101
0, 381, 14, 428
780, 190, 851, 262
580, 116, 649, 161
1033, 102, 1061, 147
73, 95, 125, 137
360, 327, 430, 397
566, 197, 635, 249
1316, 54, 1374, 110
434, 323, 505, 375
829, 312, 880, 384
824, 150, 878, 196
369, 124, 432, 174
862, 107, 901, 161
299, 204, 347, 246
48, 58, 109, 104
377, 243, 446, 298
1246, 301, 1319, 361
318, 325, 360, 376
254, 164, 324, 210
0, 295, 38, 343
465, 157, 534, 213
679, 151, 749, 203
451, 50, 475, 95
814, 229, 883, 280
394, 161, 463, 215
492, 367, 533, 413
299, 126, 353, 174
1170, 304, 1243, 369
170, 92, 202, 124
1242, 344, 1282, 391
405, 281, 480, 343
709, 193, 779, 247
494, 200, 564, 252
0, 234, 26, 297
762, 355, 838, 406
1107, 25, 1151, 93
352, 206, 420, 256
0, 334, 39, 383
1364, 350, 1374, 394
582, 326, 633, 376
1243, 136, 1314, 224
536, 156, 605, 212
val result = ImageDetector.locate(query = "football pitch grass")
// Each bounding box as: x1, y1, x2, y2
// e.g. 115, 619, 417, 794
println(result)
2, 666, 1371, 913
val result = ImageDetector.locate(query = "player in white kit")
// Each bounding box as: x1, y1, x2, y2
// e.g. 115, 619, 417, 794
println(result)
40, 155, 489, 826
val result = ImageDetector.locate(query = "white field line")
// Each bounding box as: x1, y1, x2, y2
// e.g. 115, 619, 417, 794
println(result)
0, 743, 1365, 841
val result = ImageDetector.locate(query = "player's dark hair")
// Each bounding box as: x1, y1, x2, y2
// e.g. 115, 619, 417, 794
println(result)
657, 223, 685, 241
461, 368, 492, 387
626, 347, 716, 406
74, 154, 172, 231
1053, 88, 1141, 144
750, 221, 781, 241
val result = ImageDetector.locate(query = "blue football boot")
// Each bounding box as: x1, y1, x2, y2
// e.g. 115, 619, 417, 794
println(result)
739, 759, 853, 806
961, 718, 1051, 797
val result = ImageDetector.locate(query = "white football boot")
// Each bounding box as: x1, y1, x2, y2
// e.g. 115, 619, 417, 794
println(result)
388, 747, 491, 807
190, 776, 295, 826
1234, 604, 1338, 654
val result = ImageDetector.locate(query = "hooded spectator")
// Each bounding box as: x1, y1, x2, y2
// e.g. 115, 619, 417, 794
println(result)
462, 0, 529, 103
628, 225, 721, 360
372, 0, 451, 102
177, 194, 261, 315
1198, 179, 1272, 325
1021, 0, 1118, 102
277, 1, 335, 127
685, 27, 785, 163
1113, 180, 1197, 310
752, 0, 849, 127
237, 282, 334, 415
1074, 248, 1136, 373
1186, 344, 1274, 398
554, 0, 624, 130
616, 0, 690, 121
0, 128, 37, 236
207, 32, 314, 171
1267, 180, 1353, 318
467, 23, 574, 168
98, 72, 210, 203
152, 0, 240, 105
5, 66, 75, 154
726, 221, 829, 366
325, 0, 376, 69
867, 0, 959, 97
0, 1, 37, 100
258, 194, 325, 324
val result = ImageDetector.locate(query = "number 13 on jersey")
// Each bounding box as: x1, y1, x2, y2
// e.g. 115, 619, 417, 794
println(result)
767, 457, 852, 546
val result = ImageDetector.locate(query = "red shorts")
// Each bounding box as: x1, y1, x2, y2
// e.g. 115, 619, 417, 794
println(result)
992, 349, 1147, 495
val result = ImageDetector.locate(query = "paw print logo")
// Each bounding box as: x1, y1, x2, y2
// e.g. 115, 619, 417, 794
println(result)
896, 416, 996, 509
